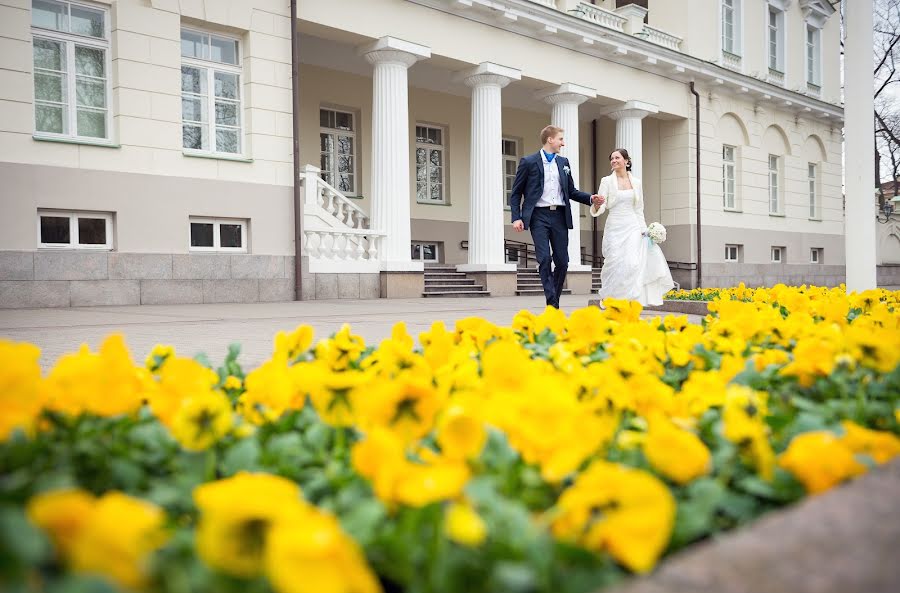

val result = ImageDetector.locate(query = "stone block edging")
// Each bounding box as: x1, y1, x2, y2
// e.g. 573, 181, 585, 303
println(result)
588, 299, 711, 316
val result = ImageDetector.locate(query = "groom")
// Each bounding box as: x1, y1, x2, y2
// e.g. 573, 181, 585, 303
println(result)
509, 125, 603, 308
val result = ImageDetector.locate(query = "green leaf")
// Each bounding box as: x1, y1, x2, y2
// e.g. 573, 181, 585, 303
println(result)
340, 498, 386, 546
221, 438, 261, 476
0, 506, 50, 567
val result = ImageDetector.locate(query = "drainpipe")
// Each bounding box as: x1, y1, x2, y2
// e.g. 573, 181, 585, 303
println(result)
591, 118, 599, 263
689, 81, 702, 289
290, 0, 304, 300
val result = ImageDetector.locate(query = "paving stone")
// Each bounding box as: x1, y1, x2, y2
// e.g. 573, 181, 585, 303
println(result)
258, 278, 295, 302
231, 255, 284, 279
70, 280, 140, 306
35, 251, 108, 280
172, 254, 231, 280
0, 280, 69, 308
108, 253, 173, 279
202, 279, 259, 303
0, 251, 34, 280
141, 280, 203, 305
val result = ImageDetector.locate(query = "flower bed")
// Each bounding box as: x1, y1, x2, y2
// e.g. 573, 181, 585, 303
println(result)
2, 286, 899, 593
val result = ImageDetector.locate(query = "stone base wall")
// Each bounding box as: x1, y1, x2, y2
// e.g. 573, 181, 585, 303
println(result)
699, 263, 846, 289
0, 251, 296, 308
877, 264, 900, 288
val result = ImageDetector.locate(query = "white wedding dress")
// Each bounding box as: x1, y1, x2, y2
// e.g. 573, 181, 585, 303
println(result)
593, 175, 675, 306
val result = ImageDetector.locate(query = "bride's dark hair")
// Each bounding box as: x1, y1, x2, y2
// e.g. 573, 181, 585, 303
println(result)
610, 148, 632, 172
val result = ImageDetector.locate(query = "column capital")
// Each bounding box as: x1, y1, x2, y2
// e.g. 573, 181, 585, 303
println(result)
535, 82, 597, 106
603, 100, 659, 121
358, 36, 431, 68
455, 62, 521, 89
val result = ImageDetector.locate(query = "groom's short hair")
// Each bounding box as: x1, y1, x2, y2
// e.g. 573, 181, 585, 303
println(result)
540, 125, 563, 145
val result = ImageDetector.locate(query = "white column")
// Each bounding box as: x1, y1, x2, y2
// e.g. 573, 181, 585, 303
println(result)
537, 83, 597, 272
359, 37, 430, 271
457, 62, 521, 271
603, 100, 658, 180
844, 0, 877, 290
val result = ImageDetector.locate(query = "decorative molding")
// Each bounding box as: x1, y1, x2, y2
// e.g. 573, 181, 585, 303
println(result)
800, 0, 836, 29
404, 0, 844, 123
358, 36, 432, 66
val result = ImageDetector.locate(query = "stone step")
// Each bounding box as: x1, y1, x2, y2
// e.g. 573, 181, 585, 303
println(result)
516, 288, 572, 296
423, 284, 485, 292
424, 278, 475, 285
422, 290, 491, 298
424, 272, 468, 279
423, 266, 458, 272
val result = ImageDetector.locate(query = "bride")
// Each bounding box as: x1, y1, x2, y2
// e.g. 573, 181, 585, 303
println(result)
590, 148, 675, 306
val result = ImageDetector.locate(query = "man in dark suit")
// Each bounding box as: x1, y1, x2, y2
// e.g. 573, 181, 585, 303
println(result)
509, 125, 604, 308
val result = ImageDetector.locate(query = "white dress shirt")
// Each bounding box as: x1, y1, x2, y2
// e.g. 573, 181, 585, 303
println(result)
536, 150, 564, 207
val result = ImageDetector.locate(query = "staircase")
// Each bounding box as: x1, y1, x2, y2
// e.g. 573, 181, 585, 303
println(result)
592, 266, 602, 294
515, 266, 572, 296
422, 265, 490, 298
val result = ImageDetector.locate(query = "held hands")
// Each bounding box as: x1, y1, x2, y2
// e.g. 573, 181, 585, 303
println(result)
591, 195, 605, 207
512, 220, 525, 232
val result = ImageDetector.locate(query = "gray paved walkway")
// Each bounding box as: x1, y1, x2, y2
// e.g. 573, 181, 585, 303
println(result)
0, 296, 699, 371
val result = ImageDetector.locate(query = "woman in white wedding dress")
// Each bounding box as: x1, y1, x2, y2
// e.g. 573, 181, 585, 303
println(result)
590, 148, 675, 306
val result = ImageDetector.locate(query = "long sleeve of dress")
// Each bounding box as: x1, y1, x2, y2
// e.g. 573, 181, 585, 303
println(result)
590, 177, 614, 217
634, 191, 647, 232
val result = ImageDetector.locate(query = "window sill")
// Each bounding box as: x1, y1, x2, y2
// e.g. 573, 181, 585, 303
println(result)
183, 150, 253, 163
38, 246, 113, 251
724, 208, 743, 213
33, 134, 119, 148
808, 217, 822, 222
188, 249, 248, 254
416, 201, 452, 206
768, 212, 786, 218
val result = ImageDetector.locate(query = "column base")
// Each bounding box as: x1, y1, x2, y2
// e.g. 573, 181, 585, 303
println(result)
466, 270, 518, 296
565, 269, 593, 295
380, 270, 424, 298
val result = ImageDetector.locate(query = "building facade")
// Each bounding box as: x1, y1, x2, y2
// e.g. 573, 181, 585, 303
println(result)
0, 0, 844, 307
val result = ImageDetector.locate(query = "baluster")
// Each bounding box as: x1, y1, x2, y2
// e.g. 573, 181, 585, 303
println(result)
353, 236, 365, 261
367, 236, 379, 261
344, 235, 356, 260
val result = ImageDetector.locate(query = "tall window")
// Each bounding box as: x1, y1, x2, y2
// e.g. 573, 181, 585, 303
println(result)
806, 25, 821, 88
181, 29, 242, 155
808, 163, 819, 219
722, 145, 736, 209
319, 108, 356, 195
415, 124, 445, 204
722, 0, 740, 55
768, 154, 781, 214
31, 0, 110, 141
768, 7, 784, 73
503, 138, 518, 202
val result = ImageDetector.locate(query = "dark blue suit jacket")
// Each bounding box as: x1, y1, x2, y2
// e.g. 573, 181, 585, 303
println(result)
508, 151, 592, 230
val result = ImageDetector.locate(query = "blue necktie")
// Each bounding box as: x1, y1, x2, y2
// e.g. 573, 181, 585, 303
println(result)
545, 151, 555, 163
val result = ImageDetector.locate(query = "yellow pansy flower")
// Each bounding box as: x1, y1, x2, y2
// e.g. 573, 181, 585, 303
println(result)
778, 431, 867, 495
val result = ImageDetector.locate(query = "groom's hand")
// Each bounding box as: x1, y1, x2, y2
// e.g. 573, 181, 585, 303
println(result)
591, 195, 605, 206
512, 220, 524, 232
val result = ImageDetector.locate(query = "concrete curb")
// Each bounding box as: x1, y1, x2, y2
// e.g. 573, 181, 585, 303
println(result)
587, 299, 711, 316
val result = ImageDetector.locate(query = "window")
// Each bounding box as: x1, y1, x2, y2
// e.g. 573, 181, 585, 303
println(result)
722, 0, 741, 55
319, 108, 356, 195
411, 242, 440, 262
725, 244, 741, 262
806, 24, 821, 88
771, 246, 784, 263
767, 6, 784, 73
808, 163, 819, 218
31, 0, 110, 141
189, 217, 247, 252
768, 154, 781, 214
415, 124, 445, 203
38, 209, 112, 249
181, 29, 242, 155
810, 248, 823, 264
505, 246, 520, 265
722, 145, 737, 209
503, 138, 518, 205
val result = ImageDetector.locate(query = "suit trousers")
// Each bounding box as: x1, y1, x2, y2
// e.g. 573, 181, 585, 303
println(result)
530, 207, 569, 308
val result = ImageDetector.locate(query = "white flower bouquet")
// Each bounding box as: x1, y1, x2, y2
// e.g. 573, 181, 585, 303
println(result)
646, 222, 666, 244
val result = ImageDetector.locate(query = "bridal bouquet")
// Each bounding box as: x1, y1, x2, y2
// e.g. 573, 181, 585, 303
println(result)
646, 221, 666, 244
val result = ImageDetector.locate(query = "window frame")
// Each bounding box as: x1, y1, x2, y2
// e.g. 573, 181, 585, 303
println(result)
770, 246, 784, 263
502, 136, 520, 210
319, 107, 358, 197
767, 5, 785, 74
810, 247, 823, 264
808, 162, 820, 219
415, 123, 447, 205
37, 209, 113, 250
721, 0, 742, 57
725, 244, 740, 262
722, 144, 737, 210
768, 154, 782, 215
805, 23, 822, 89
188, 216, 248, 253
31, 0, 113, 144
411, 241, 441, 262
181, 27, 244, 157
